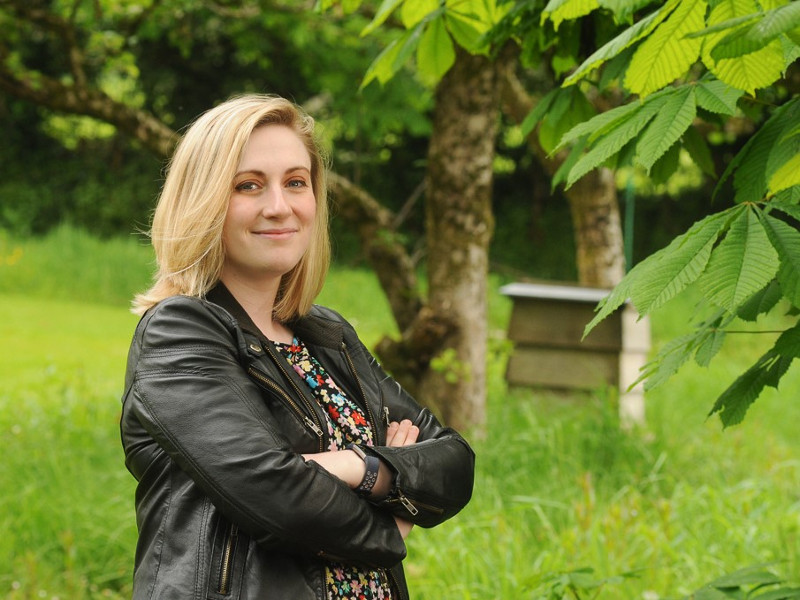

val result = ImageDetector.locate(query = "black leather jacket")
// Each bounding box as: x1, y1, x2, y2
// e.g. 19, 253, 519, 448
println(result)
120, 284, 475, 599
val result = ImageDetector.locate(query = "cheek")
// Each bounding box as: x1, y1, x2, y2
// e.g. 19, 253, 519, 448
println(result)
302, 197, 317, 225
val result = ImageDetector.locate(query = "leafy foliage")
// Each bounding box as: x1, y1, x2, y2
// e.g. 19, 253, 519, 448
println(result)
547, 0, 800, 425
322, 0, 509, 89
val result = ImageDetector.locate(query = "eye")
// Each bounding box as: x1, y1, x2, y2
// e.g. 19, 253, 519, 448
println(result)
287, 178, 308, 188
234, 180, 261, 192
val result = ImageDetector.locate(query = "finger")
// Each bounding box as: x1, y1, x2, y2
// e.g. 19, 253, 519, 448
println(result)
404, 424, 419, 445
385, 421, 400, 446
390, 419, 415, 447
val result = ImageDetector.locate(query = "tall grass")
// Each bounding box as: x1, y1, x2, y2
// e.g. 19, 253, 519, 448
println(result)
1, 226, 798, 599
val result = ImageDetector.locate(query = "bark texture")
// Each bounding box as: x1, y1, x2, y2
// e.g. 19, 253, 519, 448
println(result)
379, 49, 501, 431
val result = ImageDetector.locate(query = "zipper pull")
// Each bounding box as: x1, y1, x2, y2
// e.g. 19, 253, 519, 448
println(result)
397, 491, 419, 516
383, 406, 391, 427
304, 416, 324, 438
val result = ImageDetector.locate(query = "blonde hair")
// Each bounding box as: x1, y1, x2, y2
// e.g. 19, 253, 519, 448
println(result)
133, 94, 330, 321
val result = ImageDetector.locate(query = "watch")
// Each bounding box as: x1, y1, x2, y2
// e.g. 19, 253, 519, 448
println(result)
347, 443, 380, 497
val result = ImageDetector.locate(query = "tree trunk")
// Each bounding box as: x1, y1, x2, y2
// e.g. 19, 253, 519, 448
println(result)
499, 63, 625, 288
417, 49, 500, 431
566, 170, 625, 287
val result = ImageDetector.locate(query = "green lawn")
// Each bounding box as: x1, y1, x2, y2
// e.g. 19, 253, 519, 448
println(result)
1, 228, 798, 599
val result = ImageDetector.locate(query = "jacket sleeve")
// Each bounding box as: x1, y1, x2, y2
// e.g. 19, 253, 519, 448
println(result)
342, 325, 476, 528
124, 297, 406, 567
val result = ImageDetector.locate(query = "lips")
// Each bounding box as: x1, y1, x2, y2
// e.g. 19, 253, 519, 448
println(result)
253, 228, 297, 238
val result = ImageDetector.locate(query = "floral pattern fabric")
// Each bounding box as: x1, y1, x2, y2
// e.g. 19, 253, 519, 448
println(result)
276, 337, 392, 600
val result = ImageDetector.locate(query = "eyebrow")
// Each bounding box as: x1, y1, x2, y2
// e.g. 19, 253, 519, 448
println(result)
234, 166, 311, 178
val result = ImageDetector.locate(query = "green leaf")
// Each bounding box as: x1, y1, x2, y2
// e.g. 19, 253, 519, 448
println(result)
630, 209, 735, 314
361, 24, 425, 88
683, 124, 716, 177
684, 12, 761, 38
775, 186, 800, 204
600, 0, 655, 22
361, 0, 404, 36
736, 279, 782, 321
635, 86, 696, 171
542, 0, 601, 31
649, 140, 682, 184
709, 348, 793, 427
695, 79, 744, 115
416, 15, 456, 84
699, 207, 779, 312
520, 88, 560, 138
635, 311, 731, 390
556, 99, 643, 149
695, 326, 727, 366
758, 211, 800, 306
584, 210, 734, 337
564, 0, 680, 85
769, 153, 800, 195
445, 10, 488, 52
716, 98, 800, 203
701, 0, 787, 94
709, 565, 784, 588
552, 137, 587, 188
539, 88, 595, 154
625, 0, 707, 97
772, 200, 800, 220
753, 586, 800, 600
774, 323, 800, 357
710, 1, 800, 60
566, 95, 670, 186
401, 0, 439, 28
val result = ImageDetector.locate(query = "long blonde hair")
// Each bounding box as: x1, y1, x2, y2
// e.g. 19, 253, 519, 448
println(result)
133, 95, 330, 321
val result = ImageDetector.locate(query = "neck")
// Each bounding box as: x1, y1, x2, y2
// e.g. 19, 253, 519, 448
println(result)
219, 272, 292, 343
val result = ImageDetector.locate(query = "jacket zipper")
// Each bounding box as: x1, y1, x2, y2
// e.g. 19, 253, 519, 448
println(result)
386, 490, 445, 517
340, 342, 379, 443
263, 343, 328, 448
385, 567, 407, 600
218, 523, 238, 594
247, 366, 325, 451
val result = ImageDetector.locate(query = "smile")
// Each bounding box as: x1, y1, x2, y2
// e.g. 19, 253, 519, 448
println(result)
252, 229, 297, 239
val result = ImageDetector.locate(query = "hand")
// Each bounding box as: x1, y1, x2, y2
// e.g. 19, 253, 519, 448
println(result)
394, 516, 414, 540
385, 419, 419, 447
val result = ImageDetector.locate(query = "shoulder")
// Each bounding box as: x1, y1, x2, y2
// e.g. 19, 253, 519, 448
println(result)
135, 295, 240, 348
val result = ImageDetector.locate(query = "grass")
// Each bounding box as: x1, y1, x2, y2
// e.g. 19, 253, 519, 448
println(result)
1, 226, 799, 599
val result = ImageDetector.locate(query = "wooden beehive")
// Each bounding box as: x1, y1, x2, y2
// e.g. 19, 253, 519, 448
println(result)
500, 282, 650, 423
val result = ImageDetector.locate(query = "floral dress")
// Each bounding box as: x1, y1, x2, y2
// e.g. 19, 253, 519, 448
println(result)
275, 337, 393, 600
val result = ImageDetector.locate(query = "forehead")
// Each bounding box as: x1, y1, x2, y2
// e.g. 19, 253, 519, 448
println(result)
238, 125, 311, 168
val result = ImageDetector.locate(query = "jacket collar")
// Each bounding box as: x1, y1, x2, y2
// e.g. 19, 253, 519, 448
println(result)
205, 282, 344, 349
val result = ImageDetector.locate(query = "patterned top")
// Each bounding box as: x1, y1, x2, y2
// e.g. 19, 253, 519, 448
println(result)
275, 337, 392, 600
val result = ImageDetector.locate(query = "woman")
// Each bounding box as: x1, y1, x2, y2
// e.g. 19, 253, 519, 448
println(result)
120, 94, 475, 600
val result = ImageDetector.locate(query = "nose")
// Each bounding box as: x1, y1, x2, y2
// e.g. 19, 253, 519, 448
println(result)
260, 182, 292, 219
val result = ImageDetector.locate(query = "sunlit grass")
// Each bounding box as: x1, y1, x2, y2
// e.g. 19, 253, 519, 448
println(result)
1, 226, 798, 599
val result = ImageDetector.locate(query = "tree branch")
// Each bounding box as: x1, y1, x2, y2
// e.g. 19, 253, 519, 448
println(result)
327, 172, 423, 332
0, 64, 178, 157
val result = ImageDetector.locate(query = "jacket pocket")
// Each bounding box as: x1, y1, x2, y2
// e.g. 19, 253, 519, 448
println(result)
207, 519, 246, 599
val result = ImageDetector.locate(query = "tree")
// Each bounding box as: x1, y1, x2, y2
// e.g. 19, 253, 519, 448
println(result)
323, 0, 639, 429
529, 0, 800, 426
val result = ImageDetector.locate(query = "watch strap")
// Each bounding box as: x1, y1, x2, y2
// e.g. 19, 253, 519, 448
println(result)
347, 443, 380, 496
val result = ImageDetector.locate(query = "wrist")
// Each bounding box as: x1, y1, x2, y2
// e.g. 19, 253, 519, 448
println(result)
347, 443, 380, 497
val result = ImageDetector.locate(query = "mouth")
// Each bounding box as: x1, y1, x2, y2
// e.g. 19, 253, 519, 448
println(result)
253, 228, 298, 239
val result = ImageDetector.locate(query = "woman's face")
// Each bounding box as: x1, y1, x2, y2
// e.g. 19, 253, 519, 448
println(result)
221, 125, 316, 288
